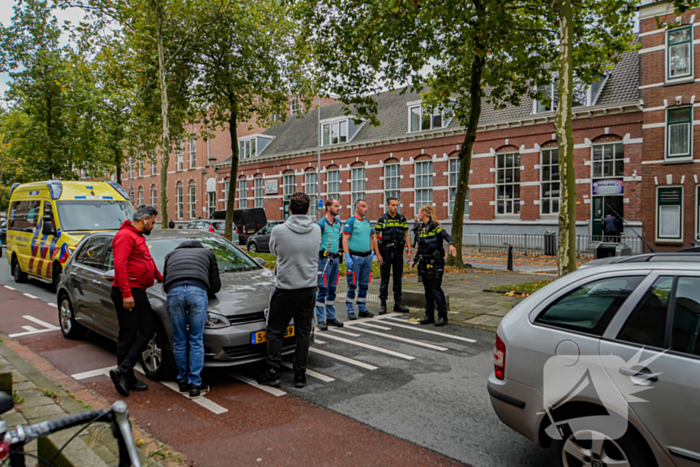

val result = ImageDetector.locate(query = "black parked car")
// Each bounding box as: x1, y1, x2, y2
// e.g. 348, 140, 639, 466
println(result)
246, 220, 285, 253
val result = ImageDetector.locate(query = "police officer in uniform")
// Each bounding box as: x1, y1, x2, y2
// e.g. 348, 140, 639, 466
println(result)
375, 197, 411, 314
410, 205, 457, 327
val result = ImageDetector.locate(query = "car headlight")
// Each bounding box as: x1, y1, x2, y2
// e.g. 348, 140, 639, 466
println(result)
205, 312, 229, 329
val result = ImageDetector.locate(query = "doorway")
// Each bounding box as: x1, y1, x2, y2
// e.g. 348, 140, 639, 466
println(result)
591, 195, 623, 237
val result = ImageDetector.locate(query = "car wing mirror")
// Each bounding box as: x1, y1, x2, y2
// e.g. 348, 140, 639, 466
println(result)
41, 216, 55, 236
254, 257, 266, 266
103, 269, 115, 281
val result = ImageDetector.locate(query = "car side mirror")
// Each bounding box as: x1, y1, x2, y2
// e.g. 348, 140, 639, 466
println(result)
103, 269, 115, 281
42, 216, 55, 236
254, 257, 266, 266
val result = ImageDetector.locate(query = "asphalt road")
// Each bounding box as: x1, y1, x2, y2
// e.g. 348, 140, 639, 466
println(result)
0, 259, 550, 466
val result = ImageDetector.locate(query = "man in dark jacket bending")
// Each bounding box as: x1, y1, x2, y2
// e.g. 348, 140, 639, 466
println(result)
163, 240, 221, 399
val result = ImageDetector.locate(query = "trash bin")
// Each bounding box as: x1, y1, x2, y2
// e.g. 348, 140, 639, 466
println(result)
544, 231, 557, 256
595, 242, 618, 259
616, 243, 631, 257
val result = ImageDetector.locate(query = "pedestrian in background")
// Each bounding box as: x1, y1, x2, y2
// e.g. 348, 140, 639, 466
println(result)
316, 198, 344, 331
343, 199, 374, 320
163, 240, 221, 399
109, 205, 162, 397
168, 220, 175, 229
258, 192, 321, 389
411, 206, 457, 327
375, 197, 410, 314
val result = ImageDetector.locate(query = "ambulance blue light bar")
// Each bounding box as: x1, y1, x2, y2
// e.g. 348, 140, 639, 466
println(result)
107, 181, 130, 200
46, 181, 63, 200
10, 183, 20, 197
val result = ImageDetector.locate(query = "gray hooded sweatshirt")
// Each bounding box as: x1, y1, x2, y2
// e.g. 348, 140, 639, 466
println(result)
269, 215, 322, 290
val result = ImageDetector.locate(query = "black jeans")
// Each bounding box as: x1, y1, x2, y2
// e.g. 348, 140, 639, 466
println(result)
110, 287, 156, 375
422, 272, 447, 319
266, 286, 315, 375
379, 247, 404, 301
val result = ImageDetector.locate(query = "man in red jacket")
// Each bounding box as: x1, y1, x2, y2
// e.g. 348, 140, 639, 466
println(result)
109, 205, 162, 397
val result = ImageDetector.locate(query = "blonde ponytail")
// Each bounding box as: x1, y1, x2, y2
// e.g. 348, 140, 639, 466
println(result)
419, 205, 442, 226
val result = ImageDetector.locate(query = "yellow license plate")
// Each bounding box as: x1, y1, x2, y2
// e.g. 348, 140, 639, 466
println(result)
251, 326, 294, 345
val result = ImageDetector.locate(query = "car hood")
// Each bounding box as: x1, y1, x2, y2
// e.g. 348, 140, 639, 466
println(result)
150, 267, 275, 316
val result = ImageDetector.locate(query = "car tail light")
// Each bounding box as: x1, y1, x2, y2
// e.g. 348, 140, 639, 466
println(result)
494, 333, 506, 380
209, 224, 215, 233
0, 440, 9, 460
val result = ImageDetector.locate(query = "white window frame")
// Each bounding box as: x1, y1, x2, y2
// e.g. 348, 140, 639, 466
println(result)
657, 186, 683, 241
137, 186, 144, 206
496, 152, 521, 215
535, 79, 590, 113
283, 173, 295, 201
239, 138, 257, 159
666, 107, 692, 159
238, 179, 248, 209
414, 160, 433, 212
189, 137, 196, 168
541, 148, 560, 215
291, 98, 300, 114
188, 182, 197, 219
151, 158, 157, 175
448, 158, 468, 217
408, 105, 446, 133
176, 184, 183, 220
305, 171, 317, 211
224, 181, 230, 204
667, 26, 693, 81
384, 163, 401, 205
322, 120, 349, 146
151, 185, 158, 207
327, 169, 340, 201
208, 191, 216, 217
254, 177, 264, 208
176, 140, 184, 171
351, 167, 366, 206
138, 163, 144, 177
592, 143, 625, 178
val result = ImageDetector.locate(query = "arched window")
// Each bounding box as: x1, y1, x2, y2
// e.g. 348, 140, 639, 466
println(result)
176, 182, 184, 219
495, 147, 521, 215
151, 185, 158, 207
188, 181, 197, 219
137, 186, 144, 206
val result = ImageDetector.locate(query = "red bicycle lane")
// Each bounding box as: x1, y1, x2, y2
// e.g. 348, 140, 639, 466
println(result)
0, 286, 466, 467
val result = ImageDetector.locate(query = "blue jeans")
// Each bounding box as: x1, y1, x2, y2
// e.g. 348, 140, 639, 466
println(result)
167, 285, 208, 386
316, 256, 340, 323
346, 254, 372, 315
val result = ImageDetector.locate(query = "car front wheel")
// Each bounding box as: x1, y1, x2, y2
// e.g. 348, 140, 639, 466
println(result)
552, 428, 652, 467
248, 242, 257, 253
58, 294, 87, 339
12, 256, 27, 283
140, 321, 174, 380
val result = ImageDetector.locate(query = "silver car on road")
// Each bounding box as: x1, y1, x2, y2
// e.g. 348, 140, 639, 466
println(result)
55, 230, 306, 380
488, 260, 700, 467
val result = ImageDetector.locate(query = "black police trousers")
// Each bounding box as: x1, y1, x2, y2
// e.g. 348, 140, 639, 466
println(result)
379, 247, 404, 301
422, 271, 447, 318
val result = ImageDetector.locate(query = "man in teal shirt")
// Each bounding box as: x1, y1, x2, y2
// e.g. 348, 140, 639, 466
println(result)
342, 199, 374, 319
316, 199, 344, 330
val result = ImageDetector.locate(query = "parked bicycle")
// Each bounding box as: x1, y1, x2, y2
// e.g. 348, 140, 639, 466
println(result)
0, 391, 141, 467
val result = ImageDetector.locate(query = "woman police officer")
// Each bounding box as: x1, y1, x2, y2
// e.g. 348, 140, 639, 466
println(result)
410, 206, 457, 327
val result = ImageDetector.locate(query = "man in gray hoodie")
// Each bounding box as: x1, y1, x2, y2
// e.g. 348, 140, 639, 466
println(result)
258, 192, 322, 389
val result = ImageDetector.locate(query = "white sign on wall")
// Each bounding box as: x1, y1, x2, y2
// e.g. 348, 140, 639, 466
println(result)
265, 179, 278, 195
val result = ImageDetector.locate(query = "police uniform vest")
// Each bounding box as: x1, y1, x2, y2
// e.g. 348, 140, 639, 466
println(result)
376, 213, 408, 248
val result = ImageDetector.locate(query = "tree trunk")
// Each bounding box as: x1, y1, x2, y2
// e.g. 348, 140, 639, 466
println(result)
554, 0, 577, 275
446, 51, 484, 267
223, 96, 239, 241
156, 11, 171, 228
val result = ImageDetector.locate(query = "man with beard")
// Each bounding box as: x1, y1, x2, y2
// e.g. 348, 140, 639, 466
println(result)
109, 205, 162, 396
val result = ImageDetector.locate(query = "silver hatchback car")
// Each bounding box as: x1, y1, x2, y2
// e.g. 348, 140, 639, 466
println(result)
488, 260, 700, 467
56, 230, 307, 380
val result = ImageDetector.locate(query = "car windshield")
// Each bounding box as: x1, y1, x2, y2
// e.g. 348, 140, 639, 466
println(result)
147, 236, 259, 273
56, 201, 134, 232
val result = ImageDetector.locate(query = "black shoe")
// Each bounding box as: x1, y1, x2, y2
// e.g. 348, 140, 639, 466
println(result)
257, 369, 281, 387
358, 311, 374, 318
318, 322, 328, 331
379, 300, 387, 315
435, 316, 448, 327
393, 298, 409, 313
128, 376, 148, 392
326, 318, 344, 328
109, 369, 129, 397
178, 381, 191, 394
347, 313, 357, 321
294, 374, 306, 388
420, 316, 435, 325
189, 384, 210, 399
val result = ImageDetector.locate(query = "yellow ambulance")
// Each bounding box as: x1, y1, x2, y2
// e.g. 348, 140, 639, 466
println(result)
6, 181, 134, 290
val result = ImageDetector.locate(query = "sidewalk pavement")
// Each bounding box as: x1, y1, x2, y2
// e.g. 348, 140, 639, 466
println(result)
0, 337, 184, 467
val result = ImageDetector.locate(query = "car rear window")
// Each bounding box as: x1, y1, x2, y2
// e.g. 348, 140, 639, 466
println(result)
213, 222, 224, 230
535, 276, 644, 335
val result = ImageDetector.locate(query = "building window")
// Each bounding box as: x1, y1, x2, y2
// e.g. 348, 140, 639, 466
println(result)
254, 177, 264, 208
657, 187, 683, 240
176, 139, 184, 170
238, 179, 248, 209
327, 169, 339, 201
291, 98, 299, 114
129, 187, 134, 201
151, 185, 158, 207
224, 181, 230, 203
409, 105, 444, 133
668, 27, 692, 79
322, 120, 348, 146
384, 163, 401, 203
541, 148, 560, 214
137, 186, 144, 206
305, 171, 317, 211
138, 163, 144, 177
414, 160, 433, 211
189, 137, 196, 168
448, 158, 469, 217
239, 138, 257, 159
283, 173, 295, 201
176, 183, 183, 219
497, 152, 521, 215
189, 182, 196, 219
592, 143, 624, 178
667, 107, 692, 158
351, 167, 365, 206
151, 158, 157, 175
536, 79, 589, 113
208, 192, 216, 217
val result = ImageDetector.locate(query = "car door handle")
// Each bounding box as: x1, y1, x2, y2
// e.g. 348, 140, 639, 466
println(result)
619, 367, 659, 382
91, 280, 102, 287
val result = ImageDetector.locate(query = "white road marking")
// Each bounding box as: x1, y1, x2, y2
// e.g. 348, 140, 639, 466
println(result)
309, 348, 378, 370
228, 372, 287, 397
348, 326, 448, 351
72, 367, 112, 380
343, 313, 401, 327
314, 339, 326, 344
47, 303, 57, 308
384, 317, 478, 343
9, 315, 60, 337
280, 361, 335, 382
322, 333, 415, 360
23, 315, 59, 329
23, 293, 38, 300
4, 285, 16, 291
356, 322, 392, 331
328, 329, 362, 338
